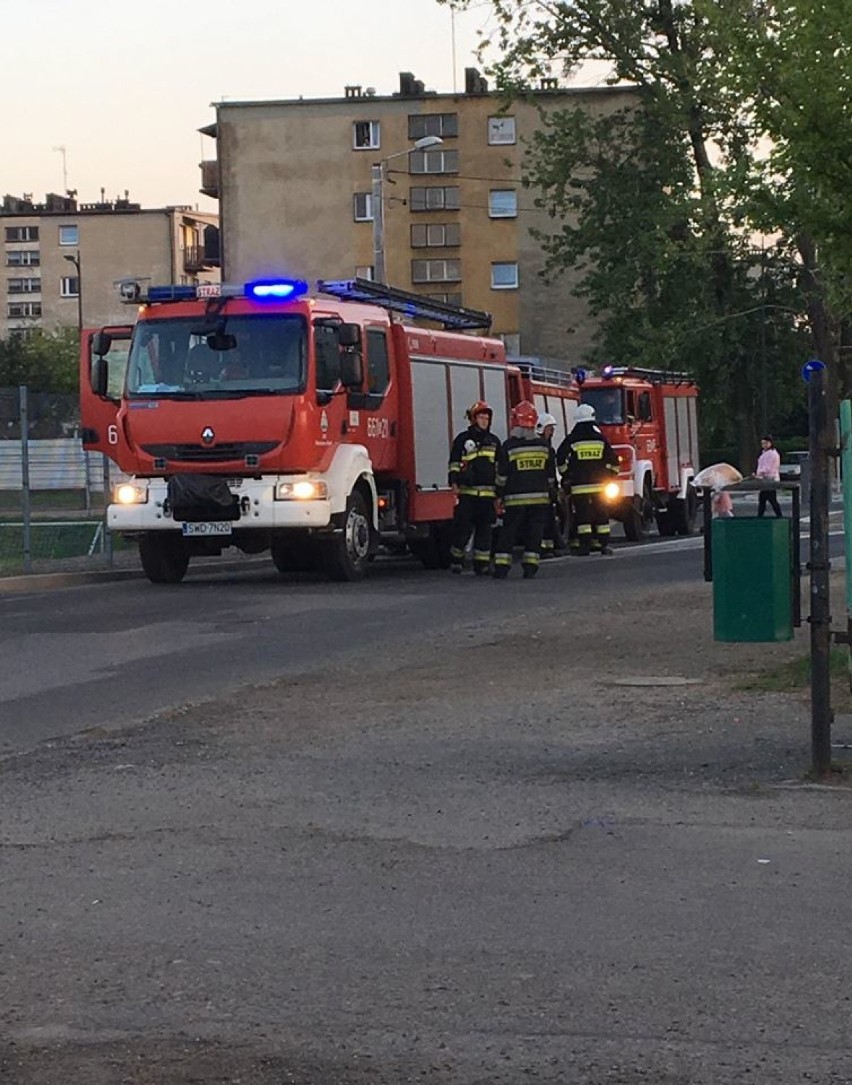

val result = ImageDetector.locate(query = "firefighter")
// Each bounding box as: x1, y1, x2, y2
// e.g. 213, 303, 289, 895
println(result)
493, 401, 551, 579
448, 400, 502, 575
536, 411, 560, 558
557, 402, 619, 556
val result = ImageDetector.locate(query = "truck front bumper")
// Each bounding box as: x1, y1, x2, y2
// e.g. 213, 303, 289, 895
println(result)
108, 476, 333, 533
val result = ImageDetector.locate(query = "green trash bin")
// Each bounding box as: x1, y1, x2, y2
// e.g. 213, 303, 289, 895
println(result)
712, 517, 793, 642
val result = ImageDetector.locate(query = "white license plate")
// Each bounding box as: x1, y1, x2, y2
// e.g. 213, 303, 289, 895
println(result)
181, 521, 233, 537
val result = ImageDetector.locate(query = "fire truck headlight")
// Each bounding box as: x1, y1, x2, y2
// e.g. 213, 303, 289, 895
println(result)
115, 483, 148, 505
275, 480, 328, 501
603, 481, 621, 501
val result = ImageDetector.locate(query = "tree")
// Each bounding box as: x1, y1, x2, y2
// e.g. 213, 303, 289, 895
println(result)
440, 0, 846, 462
0, 328, 79, 394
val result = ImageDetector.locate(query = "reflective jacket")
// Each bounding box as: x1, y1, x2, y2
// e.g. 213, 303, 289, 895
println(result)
556, 421, 619, 495
448, 426, 501, 497
496, 436, 552, 507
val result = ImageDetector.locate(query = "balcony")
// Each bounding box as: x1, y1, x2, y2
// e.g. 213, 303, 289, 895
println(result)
200, 160, 219, 199
183, 246, 219, 272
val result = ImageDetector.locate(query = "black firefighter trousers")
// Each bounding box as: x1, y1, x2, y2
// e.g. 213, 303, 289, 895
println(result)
493, 503, 547, 578
450, 494, 496, 572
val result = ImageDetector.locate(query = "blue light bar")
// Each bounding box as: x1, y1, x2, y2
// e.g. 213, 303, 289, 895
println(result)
245, 278, 309, 301
601, 364, 615, 378
147, 284, 200, 303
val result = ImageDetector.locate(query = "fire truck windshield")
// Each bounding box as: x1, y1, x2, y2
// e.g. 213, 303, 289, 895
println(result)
581, 387, 624, 424
125, 314, 307, 398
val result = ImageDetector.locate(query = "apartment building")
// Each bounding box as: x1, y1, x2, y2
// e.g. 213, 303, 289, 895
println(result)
200, 69, 636, 361
1, 192, 220, 337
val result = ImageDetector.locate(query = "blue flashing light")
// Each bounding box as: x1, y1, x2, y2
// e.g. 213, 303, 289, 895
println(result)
601, 364, 615, 378
245, 278, 309, 301
573, 367, 588, 385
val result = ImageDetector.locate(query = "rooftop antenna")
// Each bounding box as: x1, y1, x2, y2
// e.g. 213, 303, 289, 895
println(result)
52, 145, 68, 192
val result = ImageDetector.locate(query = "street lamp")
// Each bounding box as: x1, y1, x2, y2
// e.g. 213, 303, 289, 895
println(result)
372, 135, 443, 284
63, 250, 83, 334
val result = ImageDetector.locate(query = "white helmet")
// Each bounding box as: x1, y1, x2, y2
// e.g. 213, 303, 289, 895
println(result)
535, 411, 557, 436
574, 403, 596, 424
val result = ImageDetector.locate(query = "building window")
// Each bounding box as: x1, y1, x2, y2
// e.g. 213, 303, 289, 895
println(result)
60, 276, 80, 297
353, 120, 380, 150
409, 186, 460, 212
491, 262, 519, 289
411, 259, 461, 283
7, 250, 40, 267
488, 116, 516, 145
353, 192, 374, 222
7, 302, 42, 318
410, 223, 460, 248
7, 278, 41, 294
408, 113, 458, 140
4, 226, 39, 243
366, 329, 390, 395
355, 265, 374, 281
489, 190, 518, 218
59, 224, 79, 246
426, 291, 463, 307
409, 149, 459, 175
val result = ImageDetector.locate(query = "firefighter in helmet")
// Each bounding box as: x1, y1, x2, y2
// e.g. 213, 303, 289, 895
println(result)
556, 402, 619, 555
535, 411, 560, 558
493, 401, 551, 579
448, 400, 502, 575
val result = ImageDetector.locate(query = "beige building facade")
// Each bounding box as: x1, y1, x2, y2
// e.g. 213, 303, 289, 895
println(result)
1, 193, 220, 337
201, 72, 636, 363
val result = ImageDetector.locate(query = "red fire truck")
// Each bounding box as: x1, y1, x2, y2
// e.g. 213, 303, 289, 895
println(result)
578, 366, 700, 539
80, 277, 579, 583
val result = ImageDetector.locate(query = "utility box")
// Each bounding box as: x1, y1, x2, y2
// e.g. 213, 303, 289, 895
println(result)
712, 518, 793, 641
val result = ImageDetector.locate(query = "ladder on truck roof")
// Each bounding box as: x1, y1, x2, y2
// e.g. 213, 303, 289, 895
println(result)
317, 278, 492, 331
511, 358, 576, 390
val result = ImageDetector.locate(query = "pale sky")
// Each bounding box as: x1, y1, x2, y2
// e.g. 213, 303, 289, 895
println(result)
1, 0, 508, 214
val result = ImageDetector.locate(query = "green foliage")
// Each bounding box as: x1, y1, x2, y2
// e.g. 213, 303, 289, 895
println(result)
440, 0, 847, 460
0, 328, 79, 394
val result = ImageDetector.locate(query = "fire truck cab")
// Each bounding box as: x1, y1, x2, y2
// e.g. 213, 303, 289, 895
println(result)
579, 366, 699, 539
80, 277, 577, 584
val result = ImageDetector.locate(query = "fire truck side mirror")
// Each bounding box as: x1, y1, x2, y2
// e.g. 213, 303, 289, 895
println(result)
339, 350, 363, 388
91, 356, 109, 397
337, 322, 361, 348
91, 331, 112, 357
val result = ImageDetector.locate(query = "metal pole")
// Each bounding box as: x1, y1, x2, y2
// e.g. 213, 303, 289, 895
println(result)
76, 249, 83, 334
371, 162, 385, 285
840, 399, 852, 690
102, 454, 113, 564
19, 386, 32, 574
808, 367, 832, 776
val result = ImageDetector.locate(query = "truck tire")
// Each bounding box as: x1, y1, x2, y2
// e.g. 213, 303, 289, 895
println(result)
622, 481, 654, 542
655, 508, 676, 537
321, 490, 371, 581
139, 533, 189, 584
410, 522, 453, 570
271, 535, 318, 573
671, 487, 698, 536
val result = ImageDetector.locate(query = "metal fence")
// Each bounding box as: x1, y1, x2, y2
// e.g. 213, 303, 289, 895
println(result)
0, 385, 125, 575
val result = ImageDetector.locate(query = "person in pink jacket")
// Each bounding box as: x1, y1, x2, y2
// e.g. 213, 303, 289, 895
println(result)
755, 435, 782, 517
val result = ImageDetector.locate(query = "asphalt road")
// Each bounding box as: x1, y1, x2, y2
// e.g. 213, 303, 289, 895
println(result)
0, 534, 705, 754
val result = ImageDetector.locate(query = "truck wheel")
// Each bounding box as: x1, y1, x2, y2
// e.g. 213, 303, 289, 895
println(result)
321, 490, 371, 581
139, 533, 189, 584
271, 535, 317, 573
622, 482, 653, 542
655, 509, 676, 537
410, 522, 453, 569
671, 487, 698, 536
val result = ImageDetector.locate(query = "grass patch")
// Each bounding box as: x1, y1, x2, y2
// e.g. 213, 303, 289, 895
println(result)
737, 648, 849, 692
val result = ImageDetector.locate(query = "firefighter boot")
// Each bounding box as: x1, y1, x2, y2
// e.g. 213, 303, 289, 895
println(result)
522, 564, 538, 579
